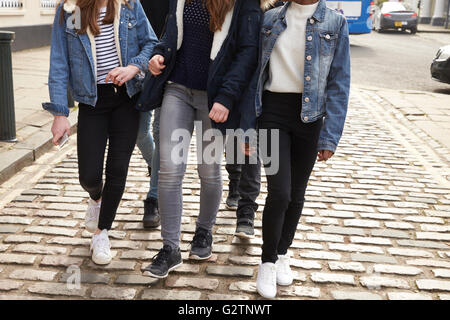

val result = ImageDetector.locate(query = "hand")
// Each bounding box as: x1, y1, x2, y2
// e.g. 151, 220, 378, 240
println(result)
51, 116, 71, 146
317, 150, 334, 162
148, 55, 166, 76
240, 142, 256, 157
209, 102, 229, 123
105, 65, 140, 86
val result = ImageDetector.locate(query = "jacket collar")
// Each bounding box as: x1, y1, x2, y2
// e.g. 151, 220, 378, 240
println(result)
278, 0, 326, 23
63, 0, 128, 13
175, 0, 235, 61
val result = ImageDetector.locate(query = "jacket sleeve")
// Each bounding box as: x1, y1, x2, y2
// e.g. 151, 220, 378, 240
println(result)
317, 17, 351, 153
128, 0, 159, 75
214, 0, 262, 111
42, 3, 70, 117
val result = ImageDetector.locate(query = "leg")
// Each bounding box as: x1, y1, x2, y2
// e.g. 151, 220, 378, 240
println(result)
158, 84, 195, 249
237, 156, 261, 216
136, 110, 154, 169
225, 136, 242, 209
261, 128, 292, 264
77, 103, 108, 201
277, 120, 323, 255
97, 94, 140, 230
149, 108, 161, 200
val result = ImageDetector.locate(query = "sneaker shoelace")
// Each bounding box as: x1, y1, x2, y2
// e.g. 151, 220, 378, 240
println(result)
191, 229, 210, 248
93, 235, 110, 255
151, 246, 171, 268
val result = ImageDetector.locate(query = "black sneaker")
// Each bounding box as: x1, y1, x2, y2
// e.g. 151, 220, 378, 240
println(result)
226, 182, 240, 209
147, 166, 152, 177
235, 209, 255, 239
143, 197, 161, 229
189, 227, 213, 260
142, 245, 182, 278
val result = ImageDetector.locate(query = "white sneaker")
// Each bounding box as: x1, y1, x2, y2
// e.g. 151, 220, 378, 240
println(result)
85, 198, 101, 233
90, 229, 112, 265
276, 254, 293, 286
257, 263, 277, 299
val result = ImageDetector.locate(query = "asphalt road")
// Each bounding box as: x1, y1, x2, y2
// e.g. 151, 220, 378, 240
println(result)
350, 30, 450, 94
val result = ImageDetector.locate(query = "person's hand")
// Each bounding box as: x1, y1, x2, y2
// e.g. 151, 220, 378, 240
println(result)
148, 55, 166, 76
209, 102, 229, 123
317, 150, 334, 162
240, 142, 256, 157
105, 65, 140, 86
51, 116, 71, 146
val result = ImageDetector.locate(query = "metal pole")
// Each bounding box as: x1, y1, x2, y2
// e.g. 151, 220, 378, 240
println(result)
0, 31, 16, 142
446, 0, 450, 28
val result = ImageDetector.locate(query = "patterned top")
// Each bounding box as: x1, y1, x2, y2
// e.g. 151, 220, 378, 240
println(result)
169, 0, 214, 91
95, 7, 121, 84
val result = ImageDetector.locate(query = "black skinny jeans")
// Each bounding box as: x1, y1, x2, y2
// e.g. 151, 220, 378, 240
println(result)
77, 84, 139, 230
258, 91, 323, 263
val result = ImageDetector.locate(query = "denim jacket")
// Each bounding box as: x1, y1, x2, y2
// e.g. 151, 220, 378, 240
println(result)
256, 0, 351, 152
42, 0, 158, 117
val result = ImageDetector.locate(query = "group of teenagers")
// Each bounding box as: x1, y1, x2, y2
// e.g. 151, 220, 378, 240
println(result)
44, 0, 350, 299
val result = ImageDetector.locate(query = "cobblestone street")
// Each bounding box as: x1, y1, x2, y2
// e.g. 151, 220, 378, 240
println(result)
0, 87, 449, 300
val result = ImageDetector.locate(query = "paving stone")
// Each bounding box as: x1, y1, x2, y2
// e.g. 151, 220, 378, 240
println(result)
439, 294, 450, 300
208, 293, 250, 300
351, 253, 397, 264
279, 286, 321, 298
12, 244, 66, 255
166, 277, 219, 290
120, 250, 154, 260
306, 233, 344, 243
24, 226, 77, 237
360, 276, 410, 289
344, 219, 380, 228
384, 222, 415, 230
329, 243, 384, 254
371, 229, 410, 239
388, 248, 434, 258
328, 261, 365, 272
350, 236, 392, 246
0, 280, 23, 291
229, 281, 256, 293
59, 272, 110, 284
0, 253, 36, 265
290, 258, 322, 270
28, 283, 87, 297
4, 235, 42, 243
0, 216, 34, 225
416, 232, 450, 241
331, 290, 382, 300
406, 259, 450, 268
228, 256, 260, 266
373, 264, 423, 276
290, 241, 323, 250
396, 240, 448, 249
299, 251, 341, 260
87, 261, 136, 271
172, 264, 201, 274
321, 226, 366, 236
9, 269, 57, 281
91, 286, 136, 300
142, 289, 202, 300
40, 256, 83, 267
311, 272, 355, 285
416, 279, 450, 292
387, 292, 432, 300
206, 265, 254, 277
0, 226, 21, 233
432, 269, 450, 279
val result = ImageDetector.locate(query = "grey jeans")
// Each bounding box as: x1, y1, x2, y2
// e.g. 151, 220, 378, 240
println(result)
159, 82, 224, 249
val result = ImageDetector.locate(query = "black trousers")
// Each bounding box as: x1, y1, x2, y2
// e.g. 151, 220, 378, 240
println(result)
77, 84, 139, 230
225, 135, 261, 218
258, 91, 323, 263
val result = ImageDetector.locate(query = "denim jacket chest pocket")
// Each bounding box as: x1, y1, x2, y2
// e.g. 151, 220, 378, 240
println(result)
318, 30, 339, 57
65, 28, 86, 92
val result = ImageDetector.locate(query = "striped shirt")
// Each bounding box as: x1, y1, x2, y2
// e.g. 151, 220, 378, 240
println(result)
95, 7, 120, 84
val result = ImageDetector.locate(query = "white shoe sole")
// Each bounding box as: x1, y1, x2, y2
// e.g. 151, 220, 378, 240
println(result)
234, 231, 254, 239
277, 279, 293, 286
225, 203, 238, 210
189, 253, 212, 261
257, 286, 277, 299
142, 261, 183, 279
92, 254, 112, 265
85, 222, 98, 234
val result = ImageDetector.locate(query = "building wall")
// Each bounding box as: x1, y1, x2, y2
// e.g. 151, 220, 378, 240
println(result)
0, 0, 57, 51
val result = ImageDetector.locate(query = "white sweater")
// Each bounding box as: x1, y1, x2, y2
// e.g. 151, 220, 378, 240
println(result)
265, 2, 319, 93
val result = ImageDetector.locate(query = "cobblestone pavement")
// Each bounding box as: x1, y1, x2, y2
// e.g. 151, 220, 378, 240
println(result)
0, 87, 449, 300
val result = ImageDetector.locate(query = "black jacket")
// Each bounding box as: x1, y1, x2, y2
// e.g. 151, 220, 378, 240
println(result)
136, 0, 262, 133
140, 0, 170, 39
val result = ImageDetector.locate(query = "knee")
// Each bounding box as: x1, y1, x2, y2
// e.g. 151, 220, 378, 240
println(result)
79, 174, 102, 193
197, 164, 221, 184
266, 187, 291, 211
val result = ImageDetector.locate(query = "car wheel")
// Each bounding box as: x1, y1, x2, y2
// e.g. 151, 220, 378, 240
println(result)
410, 27, 417, 34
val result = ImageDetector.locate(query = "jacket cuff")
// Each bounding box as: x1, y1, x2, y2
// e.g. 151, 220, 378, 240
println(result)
214, 93, 234, 111
42, 102, 70, 117
317, 140, 337, 153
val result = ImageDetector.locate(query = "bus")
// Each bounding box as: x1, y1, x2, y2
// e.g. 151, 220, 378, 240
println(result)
326, 0, 373, 34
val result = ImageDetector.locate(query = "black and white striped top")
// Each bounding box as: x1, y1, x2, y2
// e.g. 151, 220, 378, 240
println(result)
95, 7, 120, 84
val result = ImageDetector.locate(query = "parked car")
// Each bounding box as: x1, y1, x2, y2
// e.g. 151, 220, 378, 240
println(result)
431, 45, 450, 84
372, 2, 418, 34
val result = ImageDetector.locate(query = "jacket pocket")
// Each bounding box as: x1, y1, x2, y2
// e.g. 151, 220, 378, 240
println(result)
319, 31, 338, 56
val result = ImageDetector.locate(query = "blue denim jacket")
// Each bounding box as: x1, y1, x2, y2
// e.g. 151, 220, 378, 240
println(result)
256, 0, 351, 152
42, 0, 158, 117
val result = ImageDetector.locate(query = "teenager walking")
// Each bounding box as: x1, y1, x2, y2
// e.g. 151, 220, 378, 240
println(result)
255, 0, 351, 298
137, 0, 170, 229
43, 0, 157, 265
137, 0, 264, 278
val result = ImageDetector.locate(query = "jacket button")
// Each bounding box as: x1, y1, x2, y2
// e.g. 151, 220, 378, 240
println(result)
304, 116, 309, 121
325, 34, 331, 40
307, 36, 312, 41
306, 56, 312, 61
128, 22, 132, 27
138, 104, 142, 107
305, 76, 311, 81
309, 19, 314, 24
304, 97, 310, 103
168, 48, 172, 52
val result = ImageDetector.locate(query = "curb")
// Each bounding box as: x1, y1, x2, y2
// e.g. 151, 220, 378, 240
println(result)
418, 29, 450, 34
0, 110, 78, 185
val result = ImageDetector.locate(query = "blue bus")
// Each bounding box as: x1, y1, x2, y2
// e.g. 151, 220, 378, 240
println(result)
326, 0, 373, 34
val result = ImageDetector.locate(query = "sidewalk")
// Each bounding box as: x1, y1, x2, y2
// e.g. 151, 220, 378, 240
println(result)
0, 86, 449, 300
418, 24, 450, 34
0, 46, 78, 184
